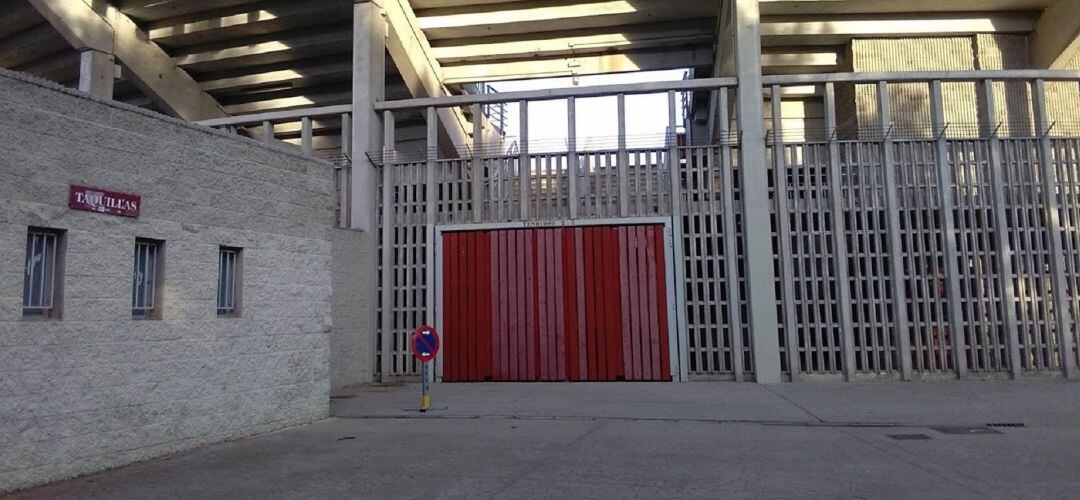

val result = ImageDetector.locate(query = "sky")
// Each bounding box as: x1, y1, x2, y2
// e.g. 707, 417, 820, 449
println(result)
489, 69, 690, 153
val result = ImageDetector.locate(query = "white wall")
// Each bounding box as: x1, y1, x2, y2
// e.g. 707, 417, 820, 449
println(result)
0, 69, 345, 492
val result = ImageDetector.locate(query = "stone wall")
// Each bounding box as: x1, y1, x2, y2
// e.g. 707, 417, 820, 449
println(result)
0, 69, 353, 492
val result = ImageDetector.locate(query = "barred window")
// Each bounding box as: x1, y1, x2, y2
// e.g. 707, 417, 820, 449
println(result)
23, 228, 64, 319
217, 247, 242, 317
132, 239, 164, 319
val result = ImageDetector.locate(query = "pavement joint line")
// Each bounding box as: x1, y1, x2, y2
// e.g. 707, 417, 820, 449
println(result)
760, 384, 827, 423
328, 414, 997, 430
832, 427, 1012, 499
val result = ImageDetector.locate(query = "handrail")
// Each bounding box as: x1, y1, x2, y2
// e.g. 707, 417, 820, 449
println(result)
196, 104, 352, 128
762, 70, 1080, 86
374, 77, 739, 112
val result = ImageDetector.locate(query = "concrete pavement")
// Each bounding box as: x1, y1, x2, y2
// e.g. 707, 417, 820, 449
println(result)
9, 380, 1080, 499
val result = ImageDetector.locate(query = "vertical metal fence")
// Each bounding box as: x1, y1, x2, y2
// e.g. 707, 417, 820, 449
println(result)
371, 73, 1080, 381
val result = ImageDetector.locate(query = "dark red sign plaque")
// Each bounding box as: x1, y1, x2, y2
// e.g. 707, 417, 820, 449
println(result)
69, 185, 141, 218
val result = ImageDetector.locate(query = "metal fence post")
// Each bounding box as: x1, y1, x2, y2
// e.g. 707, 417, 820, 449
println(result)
519, 100, 530, 220
618, 94, 630, 217
568, 97, 579, 220
668, 90, 690, 381
771, 85, 798, 378
380, 110, 396, 380
929, 80, 968, 378
301, 116, 313, 153
878, 81, 914, 380
981, 80, 1022, 379
718, 88, 745, 381
471, 103, 483, 223
1033, 79, 1076, 378
825, 83, 856, 380
425, 106, 438, 384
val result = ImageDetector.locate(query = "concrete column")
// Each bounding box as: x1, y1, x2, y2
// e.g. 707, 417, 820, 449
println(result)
733, 0, 782, 383
351, 0, 386, 232
81, 0, 114, 99
78, 49, 115, 99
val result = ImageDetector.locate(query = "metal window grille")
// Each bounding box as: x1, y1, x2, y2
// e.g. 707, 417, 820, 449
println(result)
23, 229, 59, 314
217, 248, 239, 315
132, 240, 160, 317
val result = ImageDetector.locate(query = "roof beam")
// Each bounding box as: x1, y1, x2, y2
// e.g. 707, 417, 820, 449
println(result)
440, 46, 714, 84
383, 0, 471, 155
28, 0, 114, 52
430, 21, 716, 64
117, 0, 258, 23
760, 12, 1038, 46
171, 27, 353, 73
28, 0, 226, 120
146, 0, 351, 48
1031, 0, 1080, 68
416, 0, 719, 41
200, 59, 354, 93
758, 0, 1049, 15
0, 0, 48, 39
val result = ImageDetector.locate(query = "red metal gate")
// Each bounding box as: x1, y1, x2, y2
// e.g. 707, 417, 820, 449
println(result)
442, 225, 670, 382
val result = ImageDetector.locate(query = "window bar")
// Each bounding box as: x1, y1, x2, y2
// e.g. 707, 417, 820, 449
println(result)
149, 244, 157, 312
26, 233, 40, 308
228, 251, 235, 311
38, 234, 48, 309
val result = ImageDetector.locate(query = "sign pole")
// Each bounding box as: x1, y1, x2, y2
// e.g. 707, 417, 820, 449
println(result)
421, 363, 430, 412
407, 325, 444, 412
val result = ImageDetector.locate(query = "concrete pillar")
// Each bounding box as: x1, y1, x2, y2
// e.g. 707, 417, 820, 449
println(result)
733, 0, 782, 383
78, 50, 115, 99
351, 0, 386, 232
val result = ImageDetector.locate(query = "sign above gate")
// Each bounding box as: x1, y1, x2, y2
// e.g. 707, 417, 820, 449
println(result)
69, 185, 141, 218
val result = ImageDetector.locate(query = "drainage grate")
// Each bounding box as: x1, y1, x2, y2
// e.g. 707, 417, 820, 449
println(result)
887, 434, 932, 441
932, 426, 1002, 435
987, 423, 1025, 428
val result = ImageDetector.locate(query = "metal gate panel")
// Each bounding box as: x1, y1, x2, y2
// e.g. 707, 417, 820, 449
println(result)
949, 140, 1011, 373
839, 141, 901, 375
1051, 138, 1080, 369
894, 141, 956, 375
780, 142, 845, 376
680, 145, 742, 378
1002, 139, 1063, 372
442, 225, 670, 382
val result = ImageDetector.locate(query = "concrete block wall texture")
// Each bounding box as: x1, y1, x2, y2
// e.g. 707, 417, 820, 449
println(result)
852, 37, 979, 138
975, 34, 1035, 137
0, 69, 356, 492
1046, 47, 1080, 135
330, 228, 376, 390
847, 34, 1078, 137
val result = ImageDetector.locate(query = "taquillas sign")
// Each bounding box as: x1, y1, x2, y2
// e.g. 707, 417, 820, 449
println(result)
69, 185, 141, 218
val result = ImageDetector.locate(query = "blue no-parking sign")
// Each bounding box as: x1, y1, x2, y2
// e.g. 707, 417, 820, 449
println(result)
410, 325, 440, 363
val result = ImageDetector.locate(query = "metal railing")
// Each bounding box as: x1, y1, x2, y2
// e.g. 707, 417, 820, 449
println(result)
197, 105, 354, 229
